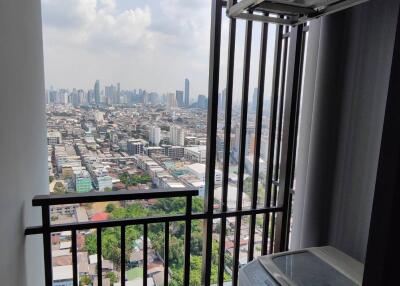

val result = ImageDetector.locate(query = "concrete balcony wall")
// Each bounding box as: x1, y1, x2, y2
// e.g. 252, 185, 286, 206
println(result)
0, 0, 47, 285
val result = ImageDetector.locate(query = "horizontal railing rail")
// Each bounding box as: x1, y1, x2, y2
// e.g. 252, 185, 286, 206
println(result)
32, 188, 198, 206
25, 206, 284, 235
26, 188, 199, 286
25, 187, 284, 286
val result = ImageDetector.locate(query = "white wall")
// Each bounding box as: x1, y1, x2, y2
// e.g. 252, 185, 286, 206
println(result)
0, 0, 47, 285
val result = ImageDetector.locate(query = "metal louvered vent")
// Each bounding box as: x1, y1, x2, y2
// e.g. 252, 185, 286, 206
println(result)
227, 0, 369, 25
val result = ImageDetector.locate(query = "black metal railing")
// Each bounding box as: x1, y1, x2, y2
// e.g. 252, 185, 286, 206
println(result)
26, 0, 308, 285
25, 188, 284, 286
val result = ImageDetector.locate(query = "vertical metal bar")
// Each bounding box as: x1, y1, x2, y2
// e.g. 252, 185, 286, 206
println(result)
286, 28, 306, 251
248, 18, 269, 262
97, 227, 102, 286
42, 206, 53, 286
218, 1, 236, 284
290, 29, 307, 190
143, 224, 148, 286
218, 218, 227, 286
269, 207, 276, 254
164, 222, 170, 286
183, 196, 192, 285
268, 25, 289, 255
261, 23, 284, 256
274, 25, 290, 183
232, 14, 253, 286
275, 24, 305, 252
202, 0, 222, 285
121, 226, 126, 286
72, 230, 78, 286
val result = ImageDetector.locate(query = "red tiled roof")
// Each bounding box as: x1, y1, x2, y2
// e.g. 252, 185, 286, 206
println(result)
91, 212, 109, 221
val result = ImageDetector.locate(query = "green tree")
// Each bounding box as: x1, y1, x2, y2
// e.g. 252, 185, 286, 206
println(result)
84, 233, 97, 255
106, 271, 118, 284
105, 203, 115, 213
79, 274, 91, 286
119, 172, 152, 186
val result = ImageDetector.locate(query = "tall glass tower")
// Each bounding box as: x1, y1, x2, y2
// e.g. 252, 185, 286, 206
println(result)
94, 80, 101, 104
184, 78, 190, 106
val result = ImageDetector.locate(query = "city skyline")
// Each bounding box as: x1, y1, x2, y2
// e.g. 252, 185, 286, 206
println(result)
41, 0, 212, 98
41, 0, 276, 102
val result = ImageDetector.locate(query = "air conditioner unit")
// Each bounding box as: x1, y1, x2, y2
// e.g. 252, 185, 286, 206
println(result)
227, 0, 369, 25
239, 246, 363, 285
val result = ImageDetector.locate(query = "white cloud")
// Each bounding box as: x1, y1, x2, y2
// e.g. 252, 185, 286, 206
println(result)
88, 6, 152, 51
42, 0, 97, 29
42, 0, 152, 50
41, 0, 242, 99
98, 0, 116, 13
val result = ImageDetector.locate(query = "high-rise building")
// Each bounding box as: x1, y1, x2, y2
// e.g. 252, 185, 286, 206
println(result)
94, 80, 101, 104
87, 90, 95, 104
116, 83, 120, 104
162, 145, 185, 160
176, 90, 184, 107
78, 89, 86, 105
127, 139, 145, 155
170, 125, 185, 146
184, 78, 190, 106
252, 87, 258, 112
197, 94, 207, 109
148, 92, 160, 105
166, 93, 177, 110
149, 126, 161, 146
105, 85, 116, 104
219, 89, 226, 111
234, 124, 255, 156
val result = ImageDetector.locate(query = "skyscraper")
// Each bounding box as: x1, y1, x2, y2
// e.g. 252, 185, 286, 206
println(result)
105, 84, 116, 104
197, 94, 207, 109
184, 78, 190, 106
149, 126, 161, 146
166, 93, 177, 110
94, 80, 101, 104
115, 82, 120, 104
170, 125, 185, 146
252, 87, 258, 112
176, 90, 184, 107
219, 89, 226, 111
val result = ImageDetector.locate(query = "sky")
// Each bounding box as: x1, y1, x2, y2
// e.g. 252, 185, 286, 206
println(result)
41, 0, 276, 103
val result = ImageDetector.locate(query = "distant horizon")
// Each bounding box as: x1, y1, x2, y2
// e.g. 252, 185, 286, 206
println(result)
41, 0, 276, 103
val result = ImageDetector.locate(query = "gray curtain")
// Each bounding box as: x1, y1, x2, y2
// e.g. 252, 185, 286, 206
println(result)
291, 0, 400, 262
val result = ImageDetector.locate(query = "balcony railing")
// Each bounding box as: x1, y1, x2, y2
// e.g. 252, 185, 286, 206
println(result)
25, 188, 284, 286
26, 0, 308, 284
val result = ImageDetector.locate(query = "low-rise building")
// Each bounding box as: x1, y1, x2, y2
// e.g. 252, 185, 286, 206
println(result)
53, 265, 73, 286
187, 163, 222, 185
47, 131, 62, 145
75, 170, 92, 193
184, 145, 207, 163
127, 138, 146, 155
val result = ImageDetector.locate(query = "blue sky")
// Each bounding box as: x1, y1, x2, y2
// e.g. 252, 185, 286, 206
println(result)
41, 0, 276, 103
